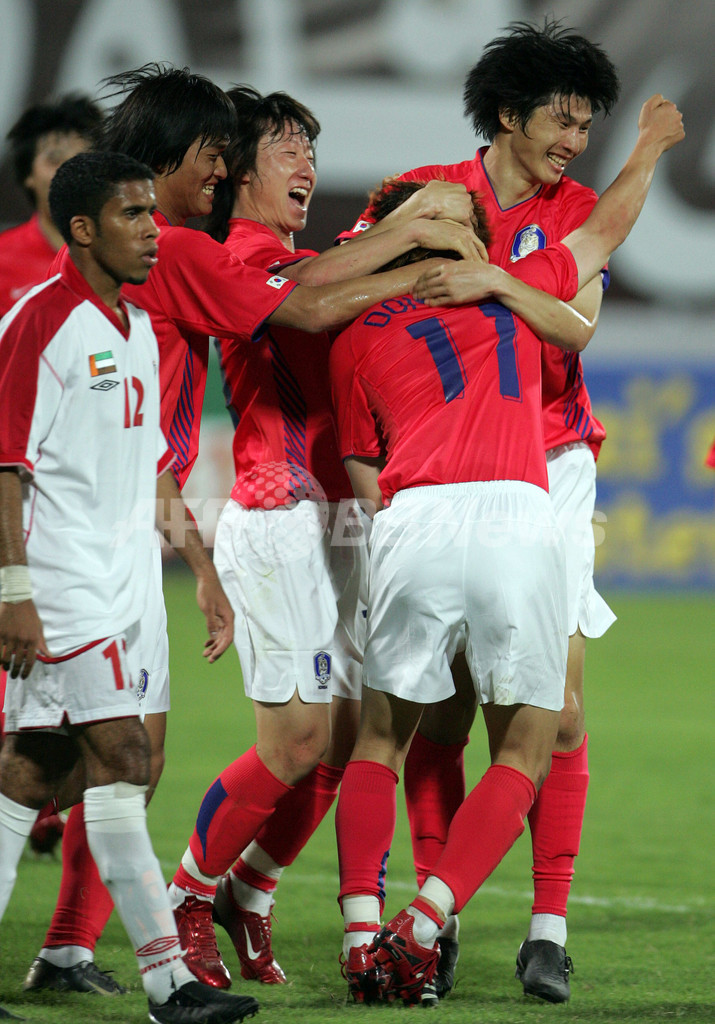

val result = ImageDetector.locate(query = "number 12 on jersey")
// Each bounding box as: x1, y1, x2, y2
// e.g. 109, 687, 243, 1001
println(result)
123, 376, 145, 428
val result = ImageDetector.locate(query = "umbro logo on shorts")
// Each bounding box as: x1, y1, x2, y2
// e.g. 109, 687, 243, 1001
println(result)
90, 379, 120, 391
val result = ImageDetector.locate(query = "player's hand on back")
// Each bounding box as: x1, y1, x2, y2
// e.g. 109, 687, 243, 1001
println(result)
637, 94, 685, 154
0, 600, 49, 678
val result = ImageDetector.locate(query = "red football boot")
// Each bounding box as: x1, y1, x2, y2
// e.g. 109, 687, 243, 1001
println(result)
174, 895, 231, 989
372, 909, 440, 1005
340, 943, 391, 1004
213, 875, 286, 984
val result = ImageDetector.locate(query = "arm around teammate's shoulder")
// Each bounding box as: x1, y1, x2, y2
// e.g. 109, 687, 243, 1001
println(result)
268, 258, 450, 333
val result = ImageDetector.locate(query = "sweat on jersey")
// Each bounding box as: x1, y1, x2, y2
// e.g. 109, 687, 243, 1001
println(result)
0, 257, 172, 655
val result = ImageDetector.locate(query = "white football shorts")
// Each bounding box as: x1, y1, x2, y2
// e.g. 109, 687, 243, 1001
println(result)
546, 442, 616, 638
364, 481, 568, 711
4, 621, 142, 731
213, 498, 367, 704
134, 542, 171, 718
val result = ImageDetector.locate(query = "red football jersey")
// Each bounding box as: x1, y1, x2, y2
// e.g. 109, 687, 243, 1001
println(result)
217, 218, 352, 507
49, 215, 298, 489
0, 215, 57, 318
340, 148, 606, 457
115, 212, 297, 488
330, 242, 578, 503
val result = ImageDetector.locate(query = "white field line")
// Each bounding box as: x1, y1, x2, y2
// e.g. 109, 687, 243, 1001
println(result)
158, 864, 710, 914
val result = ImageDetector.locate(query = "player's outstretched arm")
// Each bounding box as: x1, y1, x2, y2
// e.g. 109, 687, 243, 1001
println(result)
0, 468, 48, 678
413, 260, 599, 352
415, 96, 684, 352
269, 257, 450, 333
563, 94, 685, 290
283, 214, 485, 286
155, 470, 234, 663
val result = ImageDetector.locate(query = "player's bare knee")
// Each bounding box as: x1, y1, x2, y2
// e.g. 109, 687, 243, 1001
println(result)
532, 751, 554, 790
556, 699, 585, 749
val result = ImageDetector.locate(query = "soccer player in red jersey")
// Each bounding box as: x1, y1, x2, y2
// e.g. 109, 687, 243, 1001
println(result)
0, 94, 104, 318
338, 20, 623, 1000
332, 95, 683, 1008
26, 63, 479, 995
165, 85, 482, 990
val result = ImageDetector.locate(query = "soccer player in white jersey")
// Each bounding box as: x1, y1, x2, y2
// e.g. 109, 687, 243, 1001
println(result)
0, 151, 255, 1024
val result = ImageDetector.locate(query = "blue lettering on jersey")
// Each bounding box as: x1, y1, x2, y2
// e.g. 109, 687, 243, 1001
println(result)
364, 295, 426, 327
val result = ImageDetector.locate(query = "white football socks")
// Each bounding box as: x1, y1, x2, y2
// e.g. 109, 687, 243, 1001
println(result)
527, 912, 568, 946
83, 783, 193, 1003
0, 792, 38, 920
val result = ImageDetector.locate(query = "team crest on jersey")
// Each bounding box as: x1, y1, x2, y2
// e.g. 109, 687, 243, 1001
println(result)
266, 274, 290, 289
136, 669, 149, 702
510, 224, 546, 262
89, 350, 117, 376
313, 651, 331, 689
352, 220, 371, 234
90, 378, 120, 391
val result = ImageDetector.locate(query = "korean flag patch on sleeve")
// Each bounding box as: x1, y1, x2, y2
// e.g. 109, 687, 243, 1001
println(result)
266, 274, 290, 289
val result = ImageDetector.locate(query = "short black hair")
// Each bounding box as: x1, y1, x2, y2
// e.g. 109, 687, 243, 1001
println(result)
101, 63, 236, 174
6, 93, 104, 205
205, 85, 320, 243
367, 177, 491, 272
463, 19, 620, 141
49, 150, 154, 244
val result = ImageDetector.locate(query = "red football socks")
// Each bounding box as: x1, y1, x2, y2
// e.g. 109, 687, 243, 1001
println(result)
250, 761, 343, 868
404, 732, 467, 886
528, 735, 589, 916
336, 760, 398, 909
431, 764, 536, 913
43, 803, 115, 949
187, 746, 292, 878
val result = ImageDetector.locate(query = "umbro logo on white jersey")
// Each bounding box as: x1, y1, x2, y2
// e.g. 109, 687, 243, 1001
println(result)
91, 379, 120, 391
243, 924, 261, 961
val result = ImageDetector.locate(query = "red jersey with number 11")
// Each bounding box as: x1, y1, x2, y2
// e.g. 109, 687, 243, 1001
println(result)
330, 242, 578, 503
339, 147, 606, 457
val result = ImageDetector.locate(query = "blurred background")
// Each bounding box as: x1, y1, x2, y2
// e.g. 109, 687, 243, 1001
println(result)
1, 0, 713, 589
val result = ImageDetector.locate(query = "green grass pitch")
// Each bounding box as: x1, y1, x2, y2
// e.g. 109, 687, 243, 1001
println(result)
1, 570, 712, 1022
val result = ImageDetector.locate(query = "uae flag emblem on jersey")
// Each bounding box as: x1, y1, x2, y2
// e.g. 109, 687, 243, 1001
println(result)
89, 350, 117, 376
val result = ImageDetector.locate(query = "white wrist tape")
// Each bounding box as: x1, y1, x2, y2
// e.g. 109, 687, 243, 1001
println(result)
0, 565, 33, 604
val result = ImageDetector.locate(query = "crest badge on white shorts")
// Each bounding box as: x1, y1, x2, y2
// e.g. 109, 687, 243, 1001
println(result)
313, 651, 331, 689
136, 668, 149, 703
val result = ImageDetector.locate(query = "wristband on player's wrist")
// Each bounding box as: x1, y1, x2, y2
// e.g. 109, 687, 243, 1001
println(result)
0, 564, 33, 603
